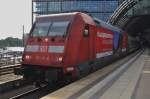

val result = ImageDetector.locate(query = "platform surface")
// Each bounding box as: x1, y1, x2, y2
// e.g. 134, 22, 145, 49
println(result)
133, 50, 150, 99
41, 50, 147, 99
0, 74, 22, 85
99, 50, 146, 99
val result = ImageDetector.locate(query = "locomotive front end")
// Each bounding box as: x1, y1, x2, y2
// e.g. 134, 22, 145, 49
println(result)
15, 14, 74, 84
23, 20, 69, 67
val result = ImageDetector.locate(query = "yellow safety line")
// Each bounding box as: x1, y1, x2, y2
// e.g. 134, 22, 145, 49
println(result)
143, 71, 150, 74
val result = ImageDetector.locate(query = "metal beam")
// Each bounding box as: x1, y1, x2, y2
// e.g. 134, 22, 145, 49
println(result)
108, 0, 139, 25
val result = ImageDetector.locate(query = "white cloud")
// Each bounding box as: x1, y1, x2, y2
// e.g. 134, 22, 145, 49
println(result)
0, 0, 31, 39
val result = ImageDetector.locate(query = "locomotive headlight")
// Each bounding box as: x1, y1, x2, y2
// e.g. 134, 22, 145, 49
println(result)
45, 38, 49, 42
58, 57, 63, 62
25, 55, 31, 60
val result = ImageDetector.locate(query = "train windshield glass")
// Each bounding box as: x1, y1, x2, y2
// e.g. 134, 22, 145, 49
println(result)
32, 22, 51, 37
48, 21, 70, 36
32, 21, 70, 37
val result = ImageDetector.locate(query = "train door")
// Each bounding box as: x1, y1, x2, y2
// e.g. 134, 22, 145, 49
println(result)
76, 24, 91, 64
80, 25, 90, 62
88, 25, 96, 60
122, 32, 127, 52
113, 32, 120, 53
76, 24, 91, 76
83, 24, 95, 61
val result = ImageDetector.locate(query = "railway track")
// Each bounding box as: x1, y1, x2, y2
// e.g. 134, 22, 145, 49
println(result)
10, 86, 41, 99
0, 64, 21, 75
0, 82, 65, 99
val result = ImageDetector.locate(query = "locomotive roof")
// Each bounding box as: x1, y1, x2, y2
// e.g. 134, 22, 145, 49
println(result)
36, 12, 121, 33
37, 12, 77, 18
36, 12, 76, 22
94, 18, 122, 33
36, 12, 95, 25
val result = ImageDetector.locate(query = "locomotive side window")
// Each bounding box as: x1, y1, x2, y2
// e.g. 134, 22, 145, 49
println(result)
83, 26, 89, 37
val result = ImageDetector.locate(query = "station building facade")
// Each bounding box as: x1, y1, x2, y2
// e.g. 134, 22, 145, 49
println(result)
32, 0, 122, 22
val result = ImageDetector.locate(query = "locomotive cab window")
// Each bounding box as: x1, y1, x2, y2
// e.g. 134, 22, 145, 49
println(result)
32, 22, 51, 37
48, 21, 70, 37
83, 25, 89, 37
31, 21, 70, 37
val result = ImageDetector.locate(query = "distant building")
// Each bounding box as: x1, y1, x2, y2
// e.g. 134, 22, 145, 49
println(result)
32, 0, 122, 23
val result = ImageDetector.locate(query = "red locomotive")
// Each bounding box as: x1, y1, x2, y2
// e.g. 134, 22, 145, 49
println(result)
15, 12, 138, 84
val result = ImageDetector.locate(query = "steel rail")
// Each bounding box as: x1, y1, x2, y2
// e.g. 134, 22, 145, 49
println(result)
108, 0, 138, 24
9, 86, 44, 99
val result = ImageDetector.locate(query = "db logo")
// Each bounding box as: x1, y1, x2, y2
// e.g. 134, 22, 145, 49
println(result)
40, 46, 47, 52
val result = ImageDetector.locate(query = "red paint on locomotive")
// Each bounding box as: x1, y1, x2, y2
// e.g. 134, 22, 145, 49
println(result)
15, 12, 137, 84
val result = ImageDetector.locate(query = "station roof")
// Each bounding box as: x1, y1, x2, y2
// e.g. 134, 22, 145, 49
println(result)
107, 0, 150, 46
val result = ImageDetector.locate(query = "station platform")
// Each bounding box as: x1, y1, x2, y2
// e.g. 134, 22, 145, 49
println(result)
41, 49, 150, 99
0, 74, 22, 85
0, 64, 20, 69
0, 74, 22, 92
133, 49, 150, 99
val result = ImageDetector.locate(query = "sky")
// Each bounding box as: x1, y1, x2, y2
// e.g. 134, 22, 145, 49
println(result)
0, 0, 31, 39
